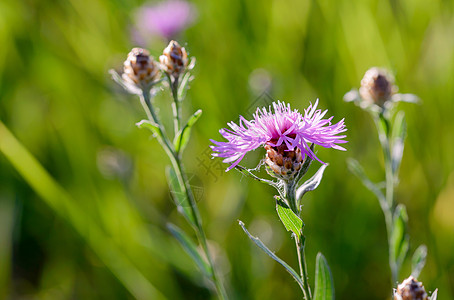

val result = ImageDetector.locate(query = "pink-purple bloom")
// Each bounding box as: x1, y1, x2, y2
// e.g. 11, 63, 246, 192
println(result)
211, 100, 347, 171
136, 1, 196, 40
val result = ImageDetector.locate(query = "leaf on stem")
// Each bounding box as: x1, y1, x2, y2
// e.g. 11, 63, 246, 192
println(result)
296, 164, 328, 201
238, 220, 305, 291
391, 111, 407, 176
167, 223, 212, 277
313, 252, 335, 300
411, 244, 427, 279
346, 158, 387, 207
165, 166, 196, 227
275, 197, 304, 239
378, 113, 391, 138
391, 204, 409, 270
173, 109, 202, 154
136, 119, 162, 138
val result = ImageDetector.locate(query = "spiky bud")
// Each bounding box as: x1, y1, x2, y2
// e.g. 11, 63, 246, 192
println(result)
160, 40, 188, 79
122, 48, 161, 90
394, 276, 428, 300
265, 144, 303, 180
359, 67, 397, 107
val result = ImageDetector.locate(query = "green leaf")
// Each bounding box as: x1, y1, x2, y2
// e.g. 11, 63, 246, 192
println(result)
167, 223, 212, 277
173, 109, 202, 154
136, 119, 162, 138
165, 166, 196, 227
313, 252, 335, 300
411, 244, 427, 279
391, 111, 407, 175
390, 204, 409, 269
378, 113, 391, 138
296, 164, 328, 200
275, 197, 303, 239
347, 158, 387, 210
238, 220, 305, 291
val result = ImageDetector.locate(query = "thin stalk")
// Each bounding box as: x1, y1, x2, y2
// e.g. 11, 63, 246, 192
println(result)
170, 76, 181, 139
141, 89, 228, 300
373, 113, 398, 287
286, 180, 312, 300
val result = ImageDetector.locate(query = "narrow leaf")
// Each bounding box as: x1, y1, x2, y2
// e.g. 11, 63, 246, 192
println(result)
411, 244, 427, 279
429, 289, 438, 300
238, 220, 305, 291
167, 223, 212, 277
391, 111, 407, 175
296, 164, 328, 201
313, 252, 335, 300
378, 113, 391, 138
275, 198, 303, 239
173, 109, 202, 154
165, 166, 196, 226
347, 158, 387, 209
391, 204, 409, 269
136, 119, 161, 138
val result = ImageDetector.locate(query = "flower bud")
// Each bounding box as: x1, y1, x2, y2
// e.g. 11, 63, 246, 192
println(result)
160, 40, 188, 79
265, 144, 303, 180
394, 276, 428, 300
359, 67, 396, 107
122, 48, 161, 90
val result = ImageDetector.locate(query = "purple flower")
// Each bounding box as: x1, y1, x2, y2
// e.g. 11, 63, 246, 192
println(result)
136, 1, 196, 40
211, 100, 347, 171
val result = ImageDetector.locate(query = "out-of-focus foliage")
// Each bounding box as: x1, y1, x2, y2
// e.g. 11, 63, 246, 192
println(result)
1, 0, 453, 299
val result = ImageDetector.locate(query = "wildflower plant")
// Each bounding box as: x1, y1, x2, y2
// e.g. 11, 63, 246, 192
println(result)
212, 100, 347, 299
344, 67, 437, 298
110, 41, 227, 299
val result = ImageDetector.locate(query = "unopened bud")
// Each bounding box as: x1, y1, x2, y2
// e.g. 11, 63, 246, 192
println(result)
359, 67, 396, 107
394, 276, 428, 300
160, 40, 188, 79
123, 48, 161, 90
265, 144, 303, 180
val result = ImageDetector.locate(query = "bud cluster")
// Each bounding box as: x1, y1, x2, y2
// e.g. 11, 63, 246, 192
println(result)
114, 40, 190, 94
265, 144, 303, 180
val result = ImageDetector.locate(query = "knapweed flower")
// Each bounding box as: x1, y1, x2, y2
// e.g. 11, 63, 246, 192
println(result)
394, 276, 428, 300
122, 47, 161, 92
160, 40, 189, 79
211, 100, 347, 172
136, 0, 196, 40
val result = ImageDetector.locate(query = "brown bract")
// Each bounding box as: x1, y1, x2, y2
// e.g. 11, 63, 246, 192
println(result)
359, 67, 397, 107
265, 144, 303, 179
160, 40, 188, 79
123, 47, 161, 88
394, 276, 428, 300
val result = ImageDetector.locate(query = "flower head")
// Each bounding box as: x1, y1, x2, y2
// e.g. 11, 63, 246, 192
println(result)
122, 47, 161, 91
211, 100, 347, 171
394, 276, 428, 300
160, 40, 189, 79
136, 0, 196, 40
360, 67, 397, 107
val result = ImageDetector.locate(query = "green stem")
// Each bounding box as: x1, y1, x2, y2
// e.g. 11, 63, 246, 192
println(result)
373, 113, 398, 287
170, 77, 181, 140
285, 180, 312, 300
140, 89, 228, 300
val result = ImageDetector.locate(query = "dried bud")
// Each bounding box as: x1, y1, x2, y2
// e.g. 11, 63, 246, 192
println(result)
265, 144, 303, 180
359, 67, 397, 107
160, 40, 188, 79
123, 48, 161, 90
394, 276, 428, 300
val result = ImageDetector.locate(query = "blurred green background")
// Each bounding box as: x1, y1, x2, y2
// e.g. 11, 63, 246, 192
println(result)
1, 0, 453, 299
